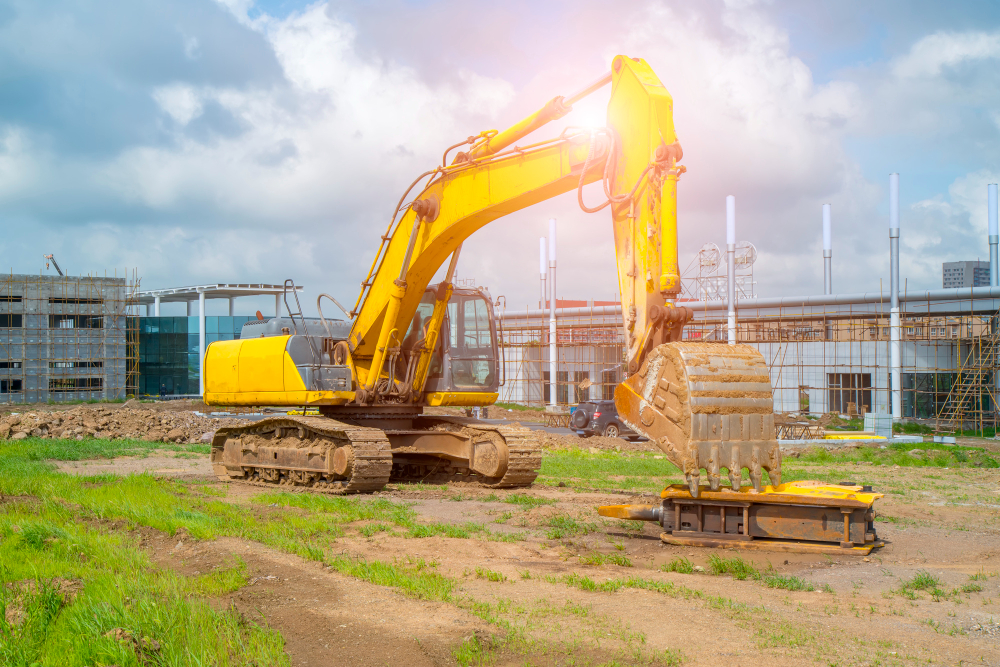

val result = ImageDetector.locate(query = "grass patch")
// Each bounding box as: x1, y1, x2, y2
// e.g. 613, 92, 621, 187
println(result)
325, 555, 454, 601
579, 552, 633, 568
707, 555, 816, 591
475, 567, 507, 583
494, 403, 544, 413
453, 634, 495, 666
0, 435, 207, 463
359, 522, 394, 537
502, 493, 556, 510
897, 570, 943, 599
544, 516, 602, 540
0, 502, 286, 666
660, 557, 695, 574
189, 557, 249, 596
784, 440, 991, 473
538, 450, 681, 492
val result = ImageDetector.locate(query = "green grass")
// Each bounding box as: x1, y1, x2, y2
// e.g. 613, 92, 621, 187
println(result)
707, 555, 816, 591
253, 490, 522, 541
784, 440, 995, 474
897, 571, 945, 599
188, 558, 249, 596
0, 501, 287, 666
501, 493, 556, 509
579, 552, 632, 568
494, 403, 544, 413
326, 555, 455, 601
453, 634, 495, 666
544, 516, 602, 540
538, 450, 681, 492
660, 557, 695, 574
0, 435, 208, 462
475, 567, 508, 583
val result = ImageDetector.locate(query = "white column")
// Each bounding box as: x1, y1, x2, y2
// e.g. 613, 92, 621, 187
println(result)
726, 196, 736, 345
228, 297, 234, 317
198, 290, 206, 396
539, 237, 547, 310
823, 203, 832, 295
145, 303, 151, 316
154, 295, 161, 317
275, 294, 281, 318
187, 300, 194, 316
548, 218, 557, 407
889, 173, 901, 421
989, 183, 998, 286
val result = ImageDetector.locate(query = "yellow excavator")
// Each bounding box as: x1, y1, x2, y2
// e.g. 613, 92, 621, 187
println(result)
204, 56, 882, 554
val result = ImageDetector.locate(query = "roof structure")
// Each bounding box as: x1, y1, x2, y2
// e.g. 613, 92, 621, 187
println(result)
137, 283, 302, 305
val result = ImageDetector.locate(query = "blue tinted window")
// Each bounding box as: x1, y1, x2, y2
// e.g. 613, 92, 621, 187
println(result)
206, 317, 219, 334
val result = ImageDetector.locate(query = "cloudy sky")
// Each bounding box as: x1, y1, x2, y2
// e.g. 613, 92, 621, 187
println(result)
3, 0, 1000, 316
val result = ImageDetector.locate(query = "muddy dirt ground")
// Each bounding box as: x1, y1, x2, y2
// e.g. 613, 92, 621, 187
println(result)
49, 417, 1000, 667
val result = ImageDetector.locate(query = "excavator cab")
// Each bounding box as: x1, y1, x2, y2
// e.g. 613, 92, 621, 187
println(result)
407, 285, 500, 398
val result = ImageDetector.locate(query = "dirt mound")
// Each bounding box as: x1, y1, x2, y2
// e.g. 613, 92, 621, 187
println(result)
0, 405, 249, 445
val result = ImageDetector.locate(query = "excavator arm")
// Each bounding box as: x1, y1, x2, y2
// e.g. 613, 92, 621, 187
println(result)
349, 57, 690, 397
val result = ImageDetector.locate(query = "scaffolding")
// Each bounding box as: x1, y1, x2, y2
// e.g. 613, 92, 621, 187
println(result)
498, 299, 1000, 435
0, 270, 140, 404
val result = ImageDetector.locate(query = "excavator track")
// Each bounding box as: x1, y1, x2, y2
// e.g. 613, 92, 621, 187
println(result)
211, 416, 392, 494
211, 415, 542, 493
388, 420, 542, 488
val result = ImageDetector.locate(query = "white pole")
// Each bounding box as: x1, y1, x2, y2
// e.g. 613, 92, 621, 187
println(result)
989, 184, 998, 287
990, 184, 999, 411
823, 204, 832, 295
228, 297, 234, 317
726, 196, 736, 346
889, 173, 901, 421
539, 237, 547, 310
275, 293, 281, 318
198, 290, 207, 397
154, 295, 161, 317
549, 218, 558, 407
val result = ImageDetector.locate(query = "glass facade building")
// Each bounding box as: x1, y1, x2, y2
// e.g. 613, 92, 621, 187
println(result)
137, 316, 253, 396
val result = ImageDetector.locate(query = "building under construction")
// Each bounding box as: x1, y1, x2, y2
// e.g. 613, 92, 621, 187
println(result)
0, 272, 139, 404
498, 293, 1000, 433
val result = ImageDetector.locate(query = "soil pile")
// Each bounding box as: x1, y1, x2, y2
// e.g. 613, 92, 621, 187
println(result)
0, 404, 249, 444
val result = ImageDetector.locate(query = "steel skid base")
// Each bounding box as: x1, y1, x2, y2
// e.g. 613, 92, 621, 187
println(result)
599, 481, 883, 555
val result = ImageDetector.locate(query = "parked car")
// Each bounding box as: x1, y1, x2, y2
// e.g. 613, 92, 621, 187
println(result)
570, 400, 641, 439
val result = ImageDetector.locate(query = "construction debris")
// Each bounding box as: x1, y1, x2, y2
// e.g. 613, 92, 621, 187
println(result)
0, 404, 248, 444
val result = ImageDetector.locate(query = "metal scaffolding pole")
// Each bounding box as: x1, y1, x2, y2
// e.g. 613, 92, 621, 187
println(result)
889, 173, 901, 420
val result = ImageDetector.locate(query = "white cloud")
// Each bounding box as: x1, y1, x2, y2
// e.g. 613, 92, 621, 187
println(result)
151, 84, 204, 125
892, 31, 1000, 78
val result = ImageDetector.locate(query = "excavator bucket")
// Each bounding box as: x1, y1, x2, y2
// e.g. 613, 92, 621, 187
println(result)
615, 342, 782, 497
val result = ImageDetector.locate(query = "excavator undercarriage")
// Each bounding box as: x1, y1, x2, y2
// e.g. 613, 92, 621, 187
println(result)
210, 413, 542, 493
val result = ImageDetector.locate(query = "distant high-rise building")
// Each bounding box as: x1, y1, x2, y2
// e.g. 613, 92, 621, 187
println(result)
942, 261, 990, 289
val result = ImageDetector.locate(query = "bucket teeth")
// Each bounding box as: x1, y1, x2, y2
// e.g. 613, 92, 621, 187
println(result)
707, 444, 721, 492
686, 472, 700, 497
748, 446, 762, 492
